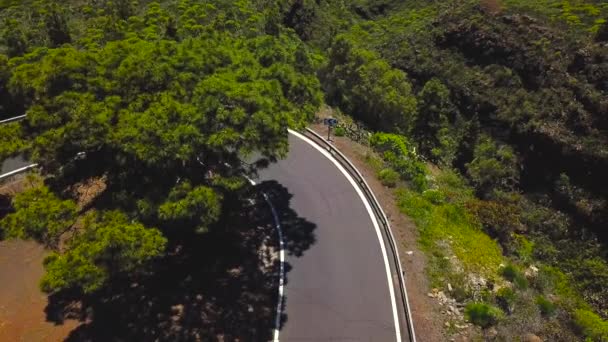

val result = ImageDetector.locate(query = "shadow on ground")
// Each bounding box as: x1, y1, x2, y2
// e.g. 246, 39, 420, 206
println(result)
44, 181, 315, 341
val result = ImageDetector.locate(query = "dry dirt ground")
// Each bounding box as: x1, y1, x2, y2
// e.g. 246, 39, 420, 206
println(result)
0, 239, 80, 341
311, 123, 446, 342
0, 177, 80, 341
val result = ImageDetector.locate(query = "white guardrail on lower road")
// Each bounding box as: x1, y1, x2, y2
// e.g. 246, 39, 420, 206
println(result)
0, 115, 27, 125
304, 127, 417, 342
1, 116, 34, 182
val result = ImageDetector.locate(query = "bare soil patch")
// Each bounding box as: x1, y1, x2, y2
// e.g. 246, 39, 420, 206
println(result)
0, 239, 80, 341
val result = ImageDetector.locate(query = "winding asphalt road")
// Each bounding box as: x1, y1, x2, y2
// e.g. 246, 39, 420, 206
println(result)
257, 132, 402, 341
1, 131, 406, 341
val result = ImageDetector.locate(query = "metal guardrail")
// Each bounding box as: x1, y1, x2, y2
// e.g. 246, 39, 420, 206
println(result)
0, 115, 27, 125
304, 128, 416, 342
0, 164, 38, 184
0, 115, 30, 183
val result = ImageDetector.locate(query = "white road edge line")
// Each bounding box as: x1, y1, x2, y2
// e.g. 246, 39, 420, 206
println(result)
288, 129, 402, 342
246, 177, 285, 342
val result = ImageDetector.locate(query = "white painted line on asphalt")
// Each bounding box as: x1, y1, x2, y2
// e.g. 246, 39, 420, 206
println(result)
288, 129, 402, 342
246, 177, 285, 342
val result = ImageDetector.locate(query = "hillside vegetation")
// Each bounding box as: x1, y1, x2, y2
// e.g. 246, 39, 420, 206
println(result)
297, 0, 608, 339
0, 0, 607, 340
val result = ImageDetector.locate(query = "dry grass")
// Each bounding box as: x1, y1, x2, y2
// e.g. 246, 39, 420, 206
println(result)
480, 0, 504, 15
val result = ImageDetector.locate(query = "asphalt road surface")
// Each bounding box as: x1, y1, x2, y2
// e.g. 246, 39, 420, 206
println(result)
1, 156, 31, 175
257, 132, 400, 341
1, 133, 405, 341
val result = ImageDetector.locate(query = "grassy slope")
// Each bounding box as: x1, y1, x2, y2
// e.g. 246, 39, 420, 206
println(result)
315, 1, 608, 339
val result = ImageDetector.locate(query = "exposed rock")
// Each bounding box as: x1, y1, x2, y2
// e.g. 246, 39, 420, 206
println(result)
486, 327, 498, 339
523, 333, 542, 342
525, 265, 539, 278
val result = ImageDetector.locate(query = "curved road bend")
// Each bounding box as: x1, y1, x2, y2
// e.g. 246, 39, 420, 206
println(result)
1, 133, 406, 341
257, 132, 402, 341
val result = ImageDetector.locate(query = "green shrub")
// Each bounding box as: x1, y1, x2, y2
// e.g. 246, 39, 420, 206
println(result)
333, 126, 345, 137
500, 264, 528, 289
369, 132, 429, 191
422, 189, 445, 204
364, 152, 384, 172
574, 309, 608, 340
410, 173, 426, 192
378, 168, 400, 188
465, 302, 504, 328
496, 287, 516, 313
536, 295, 556, 316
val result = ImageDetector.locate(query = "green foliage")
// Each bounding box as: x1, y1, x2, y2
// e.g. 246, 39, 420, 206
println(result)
323, 35, 417, 133
397, 184, 504, 277
465, 198, 523, 242
1, 1, 607, 337
574, 309, 608, 341
503, 0, 608, 32
512, 234, 534, 264
466, 136, 520, 198
0, 183, 77, 249
465, 302, 504, 328
158, 182, 222, 233
363, 151, 385, 172
333, 125, 345, 137
369, 132, 429, 191
0, 0, 323, 296
378, 168, 399, 188
536, 295, 557, 316
415, 78, 462, 166
421, 189, 445, 205
500, 264, 529, 290
567, 257, 608, 317
496, 287, 517, 313
0, 122, 28, 161
40, 210, 166, 293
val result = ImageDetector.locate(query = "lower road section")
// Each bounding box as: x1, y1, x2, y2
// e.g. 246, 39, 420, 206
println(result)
257, 132, 400, 341
1, 156, 30, 175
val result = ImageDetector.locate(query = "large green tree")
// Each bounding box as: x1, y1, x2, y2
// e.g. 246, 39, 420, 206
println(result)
0, 0, 321, 294
323, 35, 417, 133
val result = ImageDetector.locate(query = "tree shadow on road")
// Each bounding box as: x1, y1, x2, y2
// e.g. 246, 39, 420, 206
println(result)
44, 181, 315, 341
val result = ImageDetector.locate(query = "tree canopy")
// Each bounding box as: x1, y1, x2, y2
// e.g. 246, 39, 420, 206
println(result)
0, 0, 322, 294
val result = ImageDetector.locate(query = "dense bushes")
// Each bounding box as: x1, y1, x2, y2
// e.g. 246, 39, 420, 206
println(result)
500, 264, 529, 290
415, 78, 464, 166
574, 309, 608, 340
378, 168, 399, 188
536, 296, 556, 316
466, 136, 520, 198
465, 302, 504, 328
369, 132, 428, 191
0, 0, 323, 295
322, 36, 417, 133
